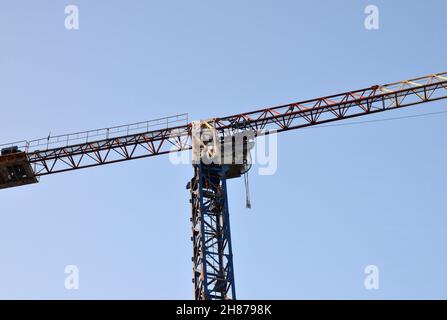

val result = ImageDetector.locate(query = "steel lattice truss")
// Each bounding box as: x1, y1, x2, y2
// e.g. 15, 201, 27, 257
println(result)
28, 125, 191, 176
1, 71, 447, 301
188, 164, 236, 300
214, 72, 447, 134
17, 72, 446, 177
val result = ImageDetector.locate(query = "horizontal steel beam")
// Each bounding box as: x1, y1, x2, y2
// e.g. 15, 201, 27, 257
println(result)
7, 72, 446, 178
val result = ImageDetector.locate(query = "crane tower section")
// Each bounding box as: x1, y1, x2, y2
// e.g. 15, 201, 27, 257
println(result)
188, 120, 254, 299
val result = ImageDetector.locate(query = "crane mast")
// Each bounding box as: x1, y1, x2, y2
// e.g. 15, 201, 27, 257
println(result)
0, 72, 446, 299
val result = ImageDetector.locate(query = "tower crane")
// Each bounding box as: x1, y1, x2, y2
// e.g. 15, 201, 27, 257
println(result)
1, 72, 446, 300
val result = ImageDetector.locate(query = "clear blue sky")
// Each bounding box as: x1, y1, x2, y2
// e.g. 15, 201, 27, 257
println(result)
0, 0, 446, 299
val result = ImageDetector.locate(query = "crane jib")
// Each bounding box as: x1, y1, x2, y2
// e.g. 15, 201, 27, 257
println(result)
0, 72, 446, 187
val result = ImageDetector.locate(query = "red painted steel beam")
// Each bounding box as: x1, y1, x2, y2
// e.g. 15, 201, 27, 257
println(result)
214, 73, 447, 134
25, 72, 447, 176
28, 126, 191, 176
